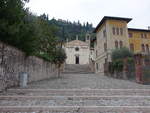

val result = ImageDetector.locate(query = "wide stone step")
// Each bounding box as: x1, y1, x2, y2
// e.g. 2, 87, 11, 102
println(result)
0, 106, 150, 113
64, 64, 93, 74
62, 72, 94, 74
3, 89, 150, 96
63, 70, 93, 73
0, 96, 150, 106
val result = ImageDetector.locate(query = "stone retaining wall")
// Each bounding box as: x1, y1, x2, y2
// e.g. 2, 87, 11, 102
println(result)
0, 42, 58, 91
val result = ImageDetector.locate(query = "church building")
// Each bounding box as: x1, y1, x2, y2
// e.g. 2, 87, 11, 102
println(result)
64, 35, 91, 64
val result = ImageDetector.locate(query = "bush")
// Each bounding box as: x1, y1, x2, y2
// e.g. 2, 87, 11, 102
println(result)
111, 47, 134, 73
52, 48, 67, 66
111, 47, 133, 61
112, 59, 123, 72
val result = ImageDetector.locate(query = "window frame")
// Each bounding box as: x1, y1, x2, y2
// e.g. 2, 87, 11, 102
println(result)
115, 40, 119, 49
144, 34, 147, 38
146, 44, 149, 53
120, 28, 123, 36
130, 43, 134, 52
129, 33, 133, 38
103, 30, 106, 38
141, 34, 144, 38
112, 27, 115, 35
116, 27, 119, 35
141, 44, 145, 52
119, 41, 123, 48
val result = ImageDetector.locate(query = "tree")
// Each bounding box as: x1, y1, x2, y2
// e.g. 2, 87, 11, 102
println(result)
0, 0, 36, 55
36, 15, 59, 56
111, 47, 134, 72
111, 47, 133, 61
51, 48, 67, 77
0, 0, 28, 41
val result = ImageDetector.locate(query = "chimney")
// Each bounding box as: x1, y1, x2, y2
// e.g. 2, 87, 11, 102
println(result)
148, 26, 150, 30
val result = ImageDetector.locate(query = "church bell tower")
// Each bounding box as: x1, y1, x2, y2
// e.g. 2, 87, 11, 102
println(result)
85, 33, 91, 46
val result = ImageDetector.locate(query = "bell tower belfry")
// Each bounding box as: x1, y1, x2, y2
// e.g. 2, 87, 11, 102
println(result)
85, 33, 91, 46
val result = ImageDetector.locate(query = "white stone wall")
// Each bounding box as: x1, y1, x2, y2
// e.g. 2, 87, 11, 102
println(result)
65, 45, 90, 64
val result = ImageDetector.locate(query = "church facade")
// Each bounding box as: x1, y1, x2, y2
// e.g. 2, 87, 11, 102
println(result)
64, 35, 91, 65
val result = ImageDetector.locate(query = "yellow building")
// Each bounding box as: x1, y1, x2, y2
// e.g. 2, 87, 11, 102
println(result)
128, 28, 150, 54
94, 16, 150, 73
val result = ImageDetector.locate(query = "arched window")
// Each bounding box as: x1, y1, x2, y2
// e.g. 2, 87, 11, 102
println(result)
141, 44, 145, 52
115, 41, 118, 49
120, 41, 123, 48
146, 44, 149, 53
130, 43, 134, 52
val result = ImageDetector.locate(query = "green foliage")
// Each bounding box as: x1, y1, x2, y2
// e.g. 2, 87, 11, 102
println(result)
112, 59, 124, 72
109, 59, 123, 74
0, 0, 37, 55
51, 48, 67, 66
109, 57, 135, 73
18, 12, 40, 55
37, 48, 67, 65
48, 19, 94, 42
111, 47, 133, 61
0, 0, 66, 65
127, 57, 134, 64
111, 47, 134, 72
36, 53, 52, 61
0, 0, 25, 40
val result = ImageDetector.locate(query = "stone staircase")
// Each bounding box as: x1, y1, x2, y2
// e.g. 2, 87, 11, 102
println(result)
63, 64, 94, 74
0, 89, 150, 113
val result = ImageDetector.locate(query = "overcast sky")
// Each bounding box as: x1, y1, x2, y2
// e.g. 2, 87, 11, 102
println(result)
26, 0, 150, 29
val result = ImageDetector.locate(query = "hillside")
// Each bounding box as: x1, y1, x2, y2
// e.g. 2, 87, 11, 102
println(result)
48, 18, 95, 42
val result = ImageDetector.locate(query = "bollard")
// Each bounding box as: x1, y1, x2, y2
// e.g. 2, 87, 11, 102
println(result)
19, 72, 28, 88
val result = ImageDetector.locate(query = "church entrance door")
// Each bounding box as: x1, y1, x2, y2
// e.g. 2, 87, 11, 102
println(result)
75, 56, 79, 64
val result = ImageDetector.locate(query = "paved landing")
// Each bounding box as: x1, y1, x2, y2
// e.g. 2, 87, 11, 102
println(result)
27, 73, 149, 89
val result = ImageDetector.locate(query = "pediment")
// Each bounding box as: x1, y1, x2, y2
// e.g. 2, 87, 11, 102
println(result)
66, 40, 88, 46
